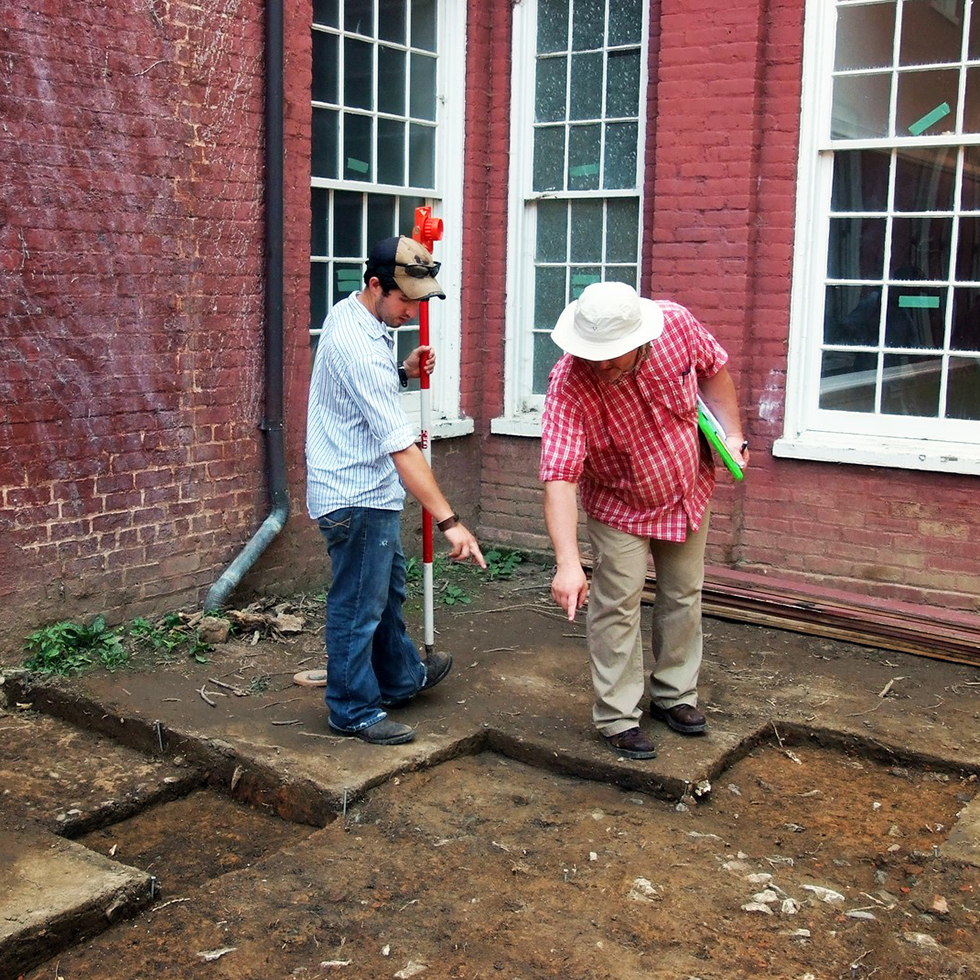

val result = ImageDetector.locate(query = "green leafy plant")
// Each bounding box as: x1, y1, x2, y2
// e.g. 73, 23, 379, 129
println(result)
128, 613, 213, 664
23, 615, 129, 676
440, 583, 471, 606
483, 548, 524, 580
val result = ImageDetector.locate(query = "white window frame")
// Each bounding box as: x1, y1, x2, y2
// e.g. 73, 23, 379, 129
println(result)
494, 0, 649, 437
309, 1, 472, 439
776, 0, 980, 475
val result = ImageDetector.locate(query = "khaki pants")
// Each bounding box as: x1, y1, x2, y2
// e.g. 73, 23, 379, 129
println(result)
585, 510, 709, 737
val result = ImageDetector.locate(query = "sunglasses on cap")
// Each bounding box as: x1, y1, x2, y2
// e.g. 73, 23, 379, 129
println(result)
397, 260, 441, 279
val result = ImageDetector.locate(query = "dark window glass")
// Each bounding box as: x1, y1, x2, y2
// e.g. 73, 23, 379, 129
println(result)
344, 113, 373, 180
827, 217, 886, 280
884, 286, 945, 349
345, 0, 374, 37
344, 38, 374, 111
824, 284, 882, 346
311, 107, 338, 179
831, 150, 891, 213
312, 32, 339, 104
333, 191, 362, 256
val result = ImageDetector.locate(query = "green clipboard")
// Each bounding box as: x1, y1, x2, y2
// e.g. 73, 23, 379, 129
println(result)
697, 396, 744, 481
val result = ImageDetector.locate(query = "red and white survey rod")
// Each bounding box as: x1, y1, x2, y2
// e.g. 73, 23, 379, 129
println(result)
412, 206, 443, 658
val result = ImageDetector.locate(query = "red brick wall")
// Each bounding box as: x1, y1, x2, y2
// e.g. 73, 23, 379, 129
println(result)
471, 0, 980, 617
0, 0, 324, 649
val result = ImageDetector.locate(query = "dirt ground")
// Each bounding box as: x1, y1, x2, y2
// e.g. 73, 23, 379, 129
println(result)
3, 556, 980, 980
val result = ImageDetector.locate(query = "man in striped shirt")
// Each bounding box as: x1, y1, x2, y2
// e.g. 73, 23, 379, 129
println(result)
306, 236, 485, 746
540, 282, 749, 760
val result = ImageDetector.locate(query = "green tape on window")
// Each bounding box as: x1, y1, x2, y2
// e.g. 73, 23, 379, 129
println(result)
571, 274, 601, 285
337, 283, 359, 293
346, 157, 369, 173
336, 270, 362, 281
909, 102, 951, 137
569, 163, 600, 177
898, 295, 940, 308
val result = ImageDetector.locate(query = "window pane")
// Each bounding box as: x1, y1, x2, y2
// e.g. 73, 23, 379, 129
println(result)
312, 107, 339, 179
412, 0, 437, 51
571, 264, 601, 297
333, 191, 362, 255
535, 264, 567, 328
819, 349, 878, 411
835, 4, 895, 70
335, 262, 363, 299
964, 67, 980, 134
313, 0, 339, 28
344, 113, 373, 180
377, 118, 405, 184
832, 73, 891, 139
533, 331, 563, 394
344, 37, 374, 110
881, 353, 942, 415
312, 32, 339, 103
410, 53, 437, 121
367, 194, 396, 247
894, 147, 956, 211
899, 0, 963, 66
971, 5, 980, 58
311, 262, 328, 328
956, 215, 980, 280
538, 0, 570, 54
569, 123, 601, 190
605, 265, 637, 288
409, 123, 435, 186
311, 188, 328, 255
824, 284, 882, 346
399, 196, 425, 236
831, 149, 891, 212
570, 199, 602, 262
534, 125, 566, 192
827, 217, 886, 279
603, 121, 637, 189
890, 216, 953, 279
608, 0, 641, 46
345, 0, 373, 37
952, 286, 980, 349
379, 1, 406, 43
896, 69, 957, 136
963, 146, 980, 210
605, 197, 639, 262
572, 0, 605, 51
536, 56, 567, 123
536, 201, 568, 262
606, 49, 640, 118
945, 356, 980, 418
569, 51, 603, 120
378, 47, 406, 115
885, 286, 945, 348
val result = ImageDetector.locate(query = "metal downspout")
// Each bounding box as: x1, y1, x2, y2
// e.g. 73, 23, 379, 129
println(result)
204, 0, 287, 611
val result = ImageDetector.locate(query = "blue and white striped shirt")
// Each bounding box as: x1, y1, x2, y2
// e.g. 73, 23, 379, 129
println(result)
306, 293, 418, 518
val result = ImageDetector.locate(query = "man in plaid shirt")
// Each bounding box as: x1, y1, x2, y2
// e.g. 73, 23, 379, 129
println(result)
539, 282, 749, 759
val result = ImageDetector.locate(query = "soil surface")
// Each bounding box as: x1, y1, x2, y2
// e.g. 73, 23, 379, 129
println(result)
3, 557, 980, 980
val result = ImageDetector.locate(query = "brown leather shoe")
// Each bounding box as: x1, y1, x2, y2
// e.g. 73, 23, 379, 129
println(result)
650, 702, 707, 735
603, 727, 657, 759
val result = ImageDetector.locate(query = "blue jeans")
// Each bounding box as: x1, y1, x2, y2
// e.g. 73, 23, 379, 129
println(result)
318, 507, 425, 733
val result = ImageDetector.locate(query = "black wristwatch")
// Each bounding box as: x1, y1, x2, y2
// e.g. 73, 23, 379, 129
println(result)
398, 364, 409, 388
436, 512, 460, 532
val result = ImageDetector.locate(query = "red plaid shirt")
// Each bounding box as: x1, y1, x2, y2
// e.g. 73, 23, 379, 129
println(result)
539, 301, 729, 541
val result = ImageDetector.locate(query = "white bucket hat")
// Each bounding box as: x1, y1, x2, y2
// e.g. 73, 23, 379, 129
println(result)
551, 281, 664, 360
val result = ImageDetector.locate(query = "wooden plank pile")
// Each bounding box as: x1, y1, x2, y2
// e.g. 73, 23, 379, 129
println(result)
585, 560, 980, 668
